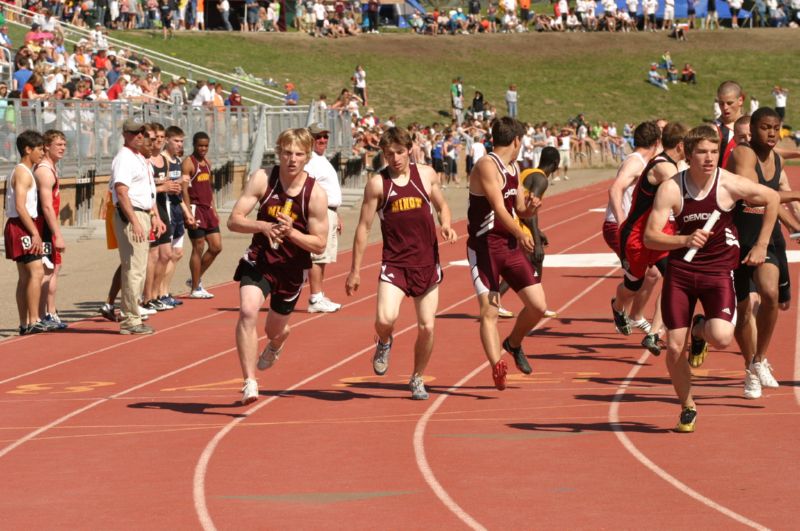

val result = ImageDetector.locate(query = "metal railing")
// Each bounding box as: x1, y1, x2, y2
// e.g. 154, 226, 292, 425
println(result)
3, 2, 284, 106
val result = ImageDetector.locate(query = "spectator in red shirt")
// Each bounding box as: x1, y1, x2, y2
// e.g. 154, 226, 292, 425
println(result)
106, 75, 129, 101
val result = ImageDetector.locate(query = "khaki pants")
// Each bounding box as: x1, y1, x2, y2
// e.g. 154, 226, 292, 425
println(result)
115, 210, 152, 329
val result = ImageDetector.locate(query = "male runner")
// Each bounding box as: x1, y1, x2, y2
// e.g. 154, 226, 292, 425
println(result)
345, 127, 456, 400
644, 125, 778, 433
603, 121, 662, 335
228, 128, 329, 405
497, 146, 561, 318
466, 117, 544, 390
161, 126, 195, 303
4, 130, 47, 335
727, 108, 800, 399
183, 131, 221, 299
715, 80, 745, 169
612, 122, 687, 354
35, 129, 68, 329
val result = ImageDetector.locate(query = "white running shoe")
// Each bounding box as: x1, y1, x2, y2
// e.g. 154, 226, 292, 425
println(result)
744, 369, 762, 400
752, 359, 779, 388
308, 297, 341, 313
241, 379, 259, 405
543, 309, 558, 318
497, 306, 514, 318
138, 305, 157, 316
190, 287, 214, 299
257, 343, 283, 370
409, 374, 429, 400
630, 318, 652, 334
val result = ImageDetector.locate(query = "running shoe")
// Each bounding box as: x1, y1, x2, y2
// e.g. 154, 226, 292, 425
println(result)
372, 336, 392, 375
744, 369, 762, 400
611, 298, 632, 335
40, 315, 64, 331
688, 314, 708, 368
190, 287, 214, 299
241, 379, 259, 405
543, 309, 558, 318
120, 324, 155, 335
641, 333, 662, 356
99, 303, 118, 322
144, 299, 167, 312
497, 305, 514, 318
409, 374, 429, 400
630, 318, 652, 334
44, 312, 68, 330
257, 343, 283, 370
492, 359, 508, 390
753, 359, 779, 388
25, 321, 49, 335
676, 406, 697, 433
139, 304, 157, 316
503, 337, 532, 375
160, 295, 179, 308
165, 294, 183, 306
308, 297, 341, 313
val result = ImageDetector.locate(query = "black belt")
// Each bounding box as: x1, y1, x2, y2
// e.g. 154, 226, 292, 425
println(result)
328, 206, 338, 212
118, 206, 149, 224
133, 207, 149, 213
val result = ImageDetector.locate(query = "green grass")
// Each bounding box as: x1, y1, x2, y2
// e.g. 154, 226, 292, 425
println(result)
9, 24, 800, 129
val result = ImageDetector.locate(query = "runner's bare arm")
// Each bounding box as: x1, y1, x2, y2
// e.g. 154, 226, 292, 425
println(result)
725, 145, 758, 182
608, 158, 640, 224
523, 172, 549, 254
723, 170, 780, 265
651, 161, 679, 186
423, 165, 456, 242
778, 170, 800, 228
775, 146, 800, 160
34, 166, 64, 252
346, 175, 382, 295
226, 169, 276, 237
644, 177, 694, 251
180, 156, 194, 207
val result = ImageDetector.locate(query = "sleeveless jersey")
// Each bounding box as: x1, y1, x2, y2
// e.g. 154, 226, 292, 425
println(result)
244, 166, 315, 271
604, 152, 646, 223
715, 121, 737, 169
5, 164, 38, 218
35, 160, 61, 221
620, 152, 675, 236
152, 155, 169, 209
468, 152, 519, 242
166, 156, 183, 205
377, 163, 438, 267
188, 155, 213, 207
669, 169, 739, 273
734, 151, 781, 249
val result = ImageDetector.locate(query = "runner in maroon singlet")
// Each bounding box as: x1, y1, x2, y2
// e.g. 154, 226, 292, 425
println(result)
612, 122, 687, 355
182, 131, 222, 299
346, 127, 456, 400
644, 125, 779, 433
466, 117, 543, 391
227, 128, 329, 405
34, 129, 68, 329
4, 130, 47, 335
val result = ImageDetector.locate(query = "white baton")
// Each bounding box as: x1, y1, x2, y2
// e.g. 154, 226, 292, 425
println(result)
683, 209, 720, 263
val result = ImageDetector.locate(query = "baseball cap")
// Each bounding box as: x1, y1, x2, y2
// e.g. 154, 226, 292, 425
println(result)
308, 123, 329, 136
122, 118, 145, 133
230, 86, 239, 93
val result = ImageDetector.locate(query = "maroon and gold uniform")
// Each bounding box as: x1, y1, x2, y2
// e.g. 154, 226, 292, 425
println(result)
4, 164, 44, 262
233, 167, 316, 314
466, 153, 538, 294
662, 169, 740, 329
187, 155, 219, 235
377, 162, 442, 297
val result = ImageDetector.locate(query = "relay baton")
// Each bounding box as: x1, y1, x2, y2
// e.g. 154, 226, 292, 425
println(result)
683, 209, 720, 263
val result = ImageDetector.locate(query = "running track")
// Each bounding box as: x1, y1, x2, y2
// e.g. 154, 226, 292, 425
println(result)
1, 173, 799, 529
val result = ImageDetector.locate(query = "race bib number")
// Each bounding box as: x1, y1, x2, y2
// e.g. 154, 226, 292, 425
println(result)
42, 242, 52, 255
21, 235, 32, 250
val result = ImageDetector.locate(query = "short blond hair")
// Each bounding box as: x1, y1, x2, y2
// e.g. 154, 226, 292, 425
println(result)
684, 125, 720, 155
276, 128, 313, 157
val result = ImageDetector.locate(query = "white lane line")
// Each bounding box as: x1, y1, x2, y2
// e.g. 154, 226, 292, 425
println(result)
193, 293, 476, 531
413, 262, 619, 530
0, 288, 384, 460
609, 352, 770, 530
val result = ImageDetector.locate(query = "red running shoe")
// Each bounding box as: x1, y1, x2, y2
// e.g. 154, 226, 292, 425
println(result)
492, 359, 508, 390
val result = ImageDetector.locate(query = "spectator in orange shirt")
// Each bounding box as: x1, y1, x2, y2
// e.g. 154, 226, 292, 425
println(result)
519, 0, 532, 27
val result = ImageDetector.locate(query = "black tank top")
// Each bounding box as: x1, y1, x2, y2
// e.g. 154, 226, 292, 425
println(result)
152, 155, 169, 208
734, 151, 781, 249
166, 156, 183, 205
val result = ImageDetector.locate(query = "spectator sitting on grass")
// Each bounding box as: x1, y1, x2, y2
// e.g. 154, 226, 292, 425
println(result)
681, 63, 697, 84
647, 64, 669, 91
666, 63, 679, 84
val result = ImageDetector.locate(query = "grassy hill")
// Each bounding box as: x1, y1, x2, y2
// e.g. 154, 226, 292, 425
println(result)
12, 24, 800, 128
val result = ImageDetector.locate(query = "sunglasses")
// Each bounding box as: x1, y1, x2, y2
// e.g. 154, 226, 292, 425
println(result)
314, 134, 329, 140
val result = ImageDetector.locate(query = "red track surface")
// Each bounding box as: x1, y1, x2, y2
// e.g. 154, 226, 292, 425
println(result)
1, 174, 798, 530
